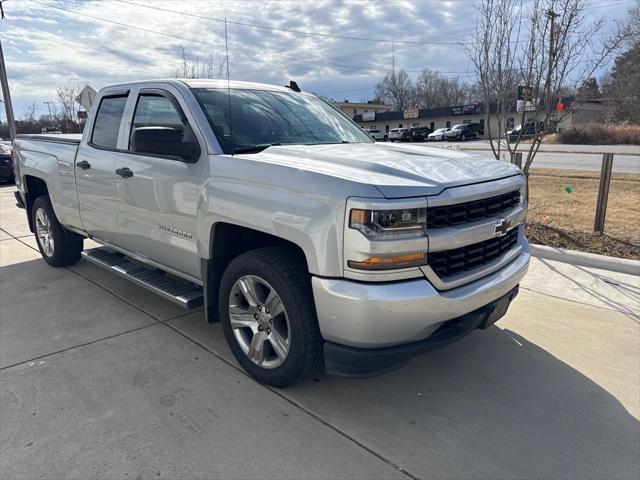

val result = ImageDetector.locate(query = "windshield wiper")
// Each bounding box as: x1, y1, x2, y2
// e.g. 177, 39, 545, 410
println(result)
231, 143, 281, 155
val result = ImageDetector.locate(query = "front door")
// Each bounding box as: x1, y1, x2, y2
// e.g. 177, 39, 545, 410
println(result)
110, 89, 205, 280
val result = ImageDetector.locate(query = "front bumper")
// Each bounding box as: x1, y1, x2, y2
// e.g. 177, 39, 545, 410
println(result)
324, 286, 519, 377
312, 241, 529, 349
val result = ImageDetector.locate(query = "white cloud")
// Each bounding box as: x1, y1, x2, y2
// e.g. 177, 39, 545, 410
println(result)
0, 0, 631, 117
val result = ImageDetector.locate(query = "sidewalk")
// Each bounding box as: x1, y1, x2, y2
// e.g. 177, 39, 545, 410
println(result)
1, 184, 638, 479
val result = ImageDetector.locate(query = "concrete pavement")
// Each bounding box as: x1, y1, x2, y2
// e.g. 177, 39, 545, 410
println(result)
1, 184, 639, 479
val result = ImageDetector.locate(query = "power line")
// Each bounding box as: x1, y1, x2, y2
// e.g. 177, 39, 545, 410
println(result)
111, 0, 481, 46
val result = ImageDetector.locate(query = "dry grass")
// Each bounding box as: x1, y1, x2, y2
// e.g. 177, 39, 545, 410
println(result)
526, 168, 640, 259
558, 124, 640, 145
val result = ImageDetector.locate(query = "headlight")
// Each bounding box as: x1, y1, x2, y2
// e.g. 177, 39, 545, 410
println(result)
346, 206, 428, 271
349, 207, 427, 240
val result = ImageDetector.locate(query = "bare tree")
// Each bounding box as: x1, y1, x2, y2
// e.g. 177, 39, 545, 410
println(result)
415, 69, 469, 108
468, 0, 523, 163
173, 47, 226, 79
468, 0, 627, 182
56, 83, 84, 132
374, 69, 418, 110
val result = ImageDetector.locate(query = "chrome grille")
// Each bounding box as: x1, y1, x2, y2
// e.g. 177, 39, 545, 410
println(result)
428, 190, 520, 228
428, 228, 519, 278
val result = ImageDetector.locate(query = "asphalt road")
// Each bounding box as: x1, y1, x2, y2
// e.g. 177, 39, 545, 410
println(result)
421, 141, 640, 173
1, 184, 639, 479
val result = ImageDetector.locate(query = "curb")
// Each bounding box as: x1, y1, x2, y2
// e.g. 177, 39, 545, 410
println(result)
530, 244, 640, 276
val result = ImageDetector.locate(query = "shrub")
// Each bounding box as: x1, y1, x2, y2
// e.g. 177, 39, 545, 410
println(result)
558, 124, 640, 145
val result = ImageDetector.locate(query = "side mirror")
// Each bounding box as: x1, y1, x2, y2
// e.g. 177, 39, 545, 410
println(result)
130, 126, 200, 163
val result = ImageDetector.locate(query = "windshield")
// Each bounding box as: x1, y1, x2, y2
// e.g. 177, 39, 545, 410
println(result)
192, 88, 373, 153
452, 124, 465, 130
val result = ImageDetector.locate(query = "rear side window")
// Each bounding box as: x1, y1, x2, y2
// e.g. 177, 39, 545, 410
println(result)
91, 95, 128, 149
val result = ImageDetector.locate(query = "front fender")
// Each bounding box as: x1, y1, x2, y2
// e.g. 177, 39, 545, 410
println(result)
194, 156, 382, 277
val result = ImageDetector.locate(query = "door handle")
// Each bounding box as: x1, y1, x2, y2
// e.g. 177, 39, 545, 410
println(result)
76, 160, 91, 170
115, 167, 134, 178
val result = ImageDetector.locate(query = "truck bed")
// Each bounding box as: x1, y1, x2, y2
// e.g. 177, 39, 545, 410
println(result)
16, 134, 82, 144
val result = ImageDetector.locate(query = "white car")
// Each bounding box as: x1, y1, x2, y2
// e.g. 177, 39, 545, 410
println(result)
428, 128, 450, 141
388, 127, 408, 142
365, 128, 387, 141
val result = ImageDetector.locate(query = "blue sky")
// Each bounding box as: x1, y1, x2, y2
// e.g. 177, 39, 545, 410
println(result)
0, 0, 635, 120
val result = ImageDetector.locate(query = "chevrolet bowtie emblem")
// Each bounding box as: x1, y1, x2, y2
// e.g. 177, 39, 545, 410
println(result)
493, 219, 510, 236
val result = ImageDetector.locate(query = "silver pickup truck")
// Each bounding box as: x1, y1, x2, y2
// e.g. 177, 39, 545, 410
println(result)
13, 79, 529, 387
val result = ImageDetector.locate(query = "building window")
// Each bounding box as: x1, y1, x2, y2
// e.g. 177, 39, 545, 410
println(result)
506, 118, 515, 129
364, 109, 368, 113
446, 121, 451, 128
385, 125, 389, 132
353, 109, 357, 115
399, 123, 403, 128
430, 122, 434, 130
479, 118, 485, 125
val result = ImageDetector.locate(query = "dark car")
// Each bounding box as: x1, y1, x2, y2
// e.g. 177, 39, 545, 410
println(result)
400, 129, 413, 142
507, 122, 544, 141
409, 126, 432, 142
0, 144, 14, 184
445, 123, 483, 141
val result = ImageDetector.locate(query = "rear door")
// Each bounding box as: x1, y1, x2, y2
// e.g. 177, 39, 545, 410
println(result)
75, 91, 129, 240
109, 87, 206, 280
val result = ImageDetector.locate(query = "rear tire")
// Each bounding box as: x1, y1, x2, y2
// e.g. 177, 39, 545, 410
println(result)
219, 246, 323, 387
31, 196, 83, 267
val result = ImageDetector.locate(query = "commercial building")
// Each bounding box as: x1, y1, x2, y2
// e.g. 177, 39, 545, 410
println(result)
352, 100, 604, 137
333, 100, 390, 118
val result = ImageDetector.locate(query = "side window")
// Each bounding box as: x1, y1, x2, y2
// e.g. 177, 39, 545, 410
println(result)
129, 92, 199, 161
131, 94, 184, 140
91, 95, 128, 149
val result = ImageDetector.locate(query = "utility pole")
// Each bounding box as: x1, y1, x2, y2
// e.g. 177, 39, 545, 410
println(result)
43, 101, 55, 128
0, 1, 16, 140
544, 9, 559, 115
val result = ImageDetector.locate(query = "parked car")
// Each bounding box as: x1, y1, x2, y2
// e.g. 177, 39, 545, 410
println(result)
0, 144, 14, 183
428, 128, 450, 141
365, 128, 387, 142
507, 122, 544, 142
41, 127, 63, 134
445, 123, 483, 141
14, 79, 528, 387
409, 126, 432, 142
388, 127, 409, 142
400, 129, 413, 142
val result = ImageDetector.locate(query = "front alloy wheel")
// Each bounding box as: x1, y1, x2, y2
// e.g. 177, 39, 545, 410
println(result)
219, 246, 323, 387
228, 275, 291, 369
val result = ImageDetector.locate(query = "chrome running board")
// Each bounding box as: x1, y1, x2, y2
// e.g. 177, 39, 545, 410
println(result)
81, 248, 203, 309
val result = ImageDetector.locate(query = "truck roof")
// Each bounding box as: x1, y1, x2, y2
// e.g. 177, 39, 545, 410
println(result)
105, 79, 296, 93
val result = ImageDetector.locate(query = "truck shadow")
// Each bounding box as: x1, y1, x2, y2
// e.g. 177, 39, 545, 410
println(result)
286, 325, 640, 479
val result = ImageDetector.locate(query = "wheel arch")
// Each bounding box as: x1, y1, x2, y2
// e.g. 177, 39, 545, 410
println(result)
201, 222, 309, 324
23, 175, 49, 232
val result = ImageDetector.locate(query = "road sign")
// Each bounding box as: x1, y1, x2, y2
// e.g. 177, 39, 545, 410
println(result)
76, 85, 97, 110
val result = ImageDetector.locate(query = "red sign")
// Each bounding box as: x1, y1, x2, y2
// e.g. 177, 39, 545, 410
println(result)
556, 102, 564, 112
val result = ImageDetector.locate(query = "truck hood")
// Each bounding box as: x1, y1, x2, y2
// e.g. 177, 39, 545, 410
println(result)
242, 142, 522, 198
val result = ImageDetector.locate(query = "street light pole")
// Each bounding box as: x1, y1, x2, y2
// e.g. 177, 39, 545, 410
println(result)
0, 36, 16, 140
43, 101, 55, 128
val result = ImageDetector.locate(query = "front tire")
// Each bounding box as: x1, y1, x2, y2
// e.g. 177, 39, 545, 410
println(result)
219, 247, 323, 387
31, 196, 83, 267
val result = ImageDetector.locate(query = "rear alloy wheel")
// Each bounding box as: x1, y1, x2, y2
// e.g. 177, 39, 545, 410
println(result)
219, 247, 323, 387
31, 195, 83, 267
461, 134, 466, 141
